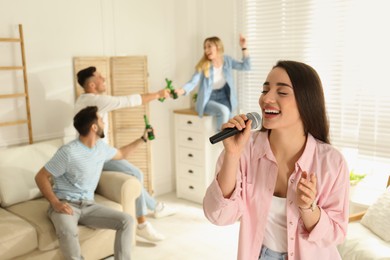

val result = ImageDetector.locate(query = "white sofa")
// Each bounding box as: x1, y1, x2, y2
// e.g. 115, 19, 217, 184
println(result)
338, 184, 390, 260
0, 138, 142, 260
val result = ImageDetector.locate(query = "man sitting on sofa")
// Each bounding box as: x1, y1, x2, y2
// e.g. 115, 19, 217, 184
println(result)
35, 106, 142, 260
75, 66, 176, 242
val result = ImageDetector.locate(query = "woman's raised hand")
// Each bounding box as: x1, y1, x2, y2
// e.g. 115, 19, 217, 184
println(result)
221, 114, 252, 154
239, 34, 247, 49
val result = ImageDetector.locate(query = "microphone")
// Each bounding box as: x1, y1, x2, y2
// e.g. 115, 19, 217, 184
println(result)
209, 112, 262, 144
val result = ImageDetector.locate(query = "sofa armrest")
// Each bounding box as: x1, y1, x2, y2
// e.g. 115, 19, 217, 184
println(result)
96, 171, 142, 247
96, 171, 142, 216
349, 210, 366, 222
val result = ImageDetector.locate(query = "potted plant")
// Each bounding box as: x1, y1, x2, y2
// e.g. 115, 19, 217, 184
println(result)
191, 92, 198, 108
349, 170, 366, 186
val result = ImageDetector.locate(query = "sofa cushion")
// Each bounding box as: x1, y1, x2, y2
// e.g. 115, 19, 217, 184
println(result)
0, 207, 37, 259
7, 195, 122, 251
361, 188, 390, 242
0, 138, 63, 207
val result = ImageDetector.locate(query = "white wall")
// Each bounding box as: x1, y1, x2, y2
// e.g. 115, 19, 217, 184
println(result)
0, 0, 235, 195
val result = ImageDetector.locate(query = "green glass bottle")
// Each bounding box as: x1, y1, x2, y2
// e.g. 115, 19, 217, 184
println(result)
159, 78, 178, 102
167, 78, 178, 99
143, 115, 155, 140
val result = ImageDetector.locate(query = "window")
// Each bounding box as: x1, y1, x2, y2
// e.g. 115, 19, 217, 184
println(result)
236, 0, 390, 175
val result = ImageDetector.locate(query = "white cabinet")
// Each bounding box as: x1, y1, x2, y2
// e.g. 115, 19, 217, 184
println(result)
174, 109, 222, 203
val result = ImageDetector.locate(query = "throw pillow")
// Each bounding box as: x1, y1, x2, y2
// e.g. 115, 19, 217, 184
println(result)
361, 187, 390, 241
0, 139, 62, 207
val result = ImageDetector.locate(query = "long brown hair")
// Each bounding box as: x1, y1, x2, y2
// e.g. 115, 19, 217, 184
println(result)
195, 36, 224, 78
261, 60, 330, 144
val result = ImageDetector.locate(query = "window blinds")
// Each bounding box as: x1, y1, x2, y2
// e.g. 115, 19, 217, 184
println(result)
236, 0, 390, 168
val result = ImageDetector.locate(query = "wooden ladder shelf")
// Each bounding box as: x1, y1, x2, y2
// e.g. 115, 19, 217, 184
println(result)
0, 24, 33, 144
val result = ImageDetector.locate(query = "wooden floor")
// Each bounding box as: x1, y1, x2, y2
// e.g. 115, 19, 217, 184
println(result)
104, 192, 239, 260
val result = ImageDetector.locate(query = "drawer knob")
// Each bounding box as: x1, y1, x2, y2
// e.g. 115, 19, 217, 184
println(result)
188, 169, 194, 174
189, 185, 194, 190
187, 137, 193, 141
188, 153, 193, 158
187, 120, 193, 125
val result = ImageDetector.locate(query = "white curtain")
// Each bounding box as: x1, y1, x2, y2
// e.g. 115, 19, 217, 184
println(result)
236, 0, 390, 174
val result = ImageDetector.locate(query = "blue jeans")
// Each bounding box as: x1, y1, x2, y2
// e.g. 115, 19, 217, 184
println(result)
49, 201, 133, 260
103, 159, 157, 218
259, 245, 287, 260
204, 83, 232, 131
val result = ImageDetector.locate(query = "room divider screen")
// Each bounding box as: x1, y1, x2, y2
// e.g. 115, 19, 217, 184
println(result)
73, 56, 153, 194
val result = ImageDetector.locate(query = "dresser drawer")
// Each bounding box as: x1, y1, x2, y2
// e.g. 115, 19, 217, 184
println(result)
177, 115, 204, 132
178, 147, 203, 166
176, 177, 206, 204
177, 131, 204, 149
177, 163, 205, 183
174, 109, 220, 204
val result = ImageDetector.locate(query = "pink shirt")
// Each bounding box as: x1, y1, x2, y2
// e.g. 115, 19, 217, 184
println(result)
203, 131, 349, 260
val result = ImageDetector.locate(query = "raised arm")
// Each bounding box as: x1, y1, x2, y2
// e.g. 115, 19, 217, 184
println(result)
175, 71, 202, 97
239, 34, 249, 58
141, 88, 170, 104
216, 114, 252, 197
112, 129, 149, 160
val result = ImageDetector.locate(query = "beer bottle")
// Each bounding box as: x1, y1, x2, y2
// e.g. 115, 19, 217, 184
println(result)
167, 78, 178, 99
159, 78, 178, 102
143, 115, 155, 140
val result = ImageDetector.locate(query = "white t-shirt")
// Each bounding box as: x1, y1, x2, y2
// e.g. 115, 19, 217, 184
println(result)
74, 93, 142, 143
213, 66, 226, 90
262, 195, 288, 253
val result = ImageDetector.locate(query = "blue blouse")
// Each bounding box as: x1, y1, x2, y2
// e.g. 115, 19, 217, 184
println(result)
182, 55, 251, 117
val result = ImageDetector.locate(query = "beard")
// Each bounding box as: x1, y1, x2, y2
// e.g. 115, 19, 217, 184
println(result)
97, 126, 105, 139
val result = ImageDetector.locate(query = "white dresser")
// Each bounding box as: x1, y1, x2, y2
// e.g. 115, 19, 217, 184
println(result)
174, 109, 223, 204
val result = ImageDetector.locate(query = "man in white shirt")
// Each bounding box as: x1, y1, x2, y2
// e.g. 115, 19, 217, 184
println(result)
75, 66, 176, 242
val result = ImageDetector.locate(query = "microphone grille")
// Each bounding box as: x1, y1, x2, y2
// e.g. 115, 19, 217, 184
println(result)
246, 112, 262, 129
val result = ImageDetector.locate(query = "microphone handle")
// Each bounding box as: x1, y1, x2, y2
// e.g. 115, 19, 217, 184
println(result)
209, 127, 240, 144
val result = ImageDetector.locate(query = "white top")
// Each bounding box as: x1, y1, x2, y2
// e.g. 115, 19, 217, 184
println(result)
74, 93, 142, 143
262, 196, 288, 253
213, 66, 226, 90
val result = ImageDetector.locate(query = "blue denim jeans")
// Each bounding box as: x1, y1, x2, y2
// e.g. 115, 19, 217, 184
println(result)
204, 83, 232, 131
103, 159, 157, 218
259, 245, 287, 260
48, 201, 133, 260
